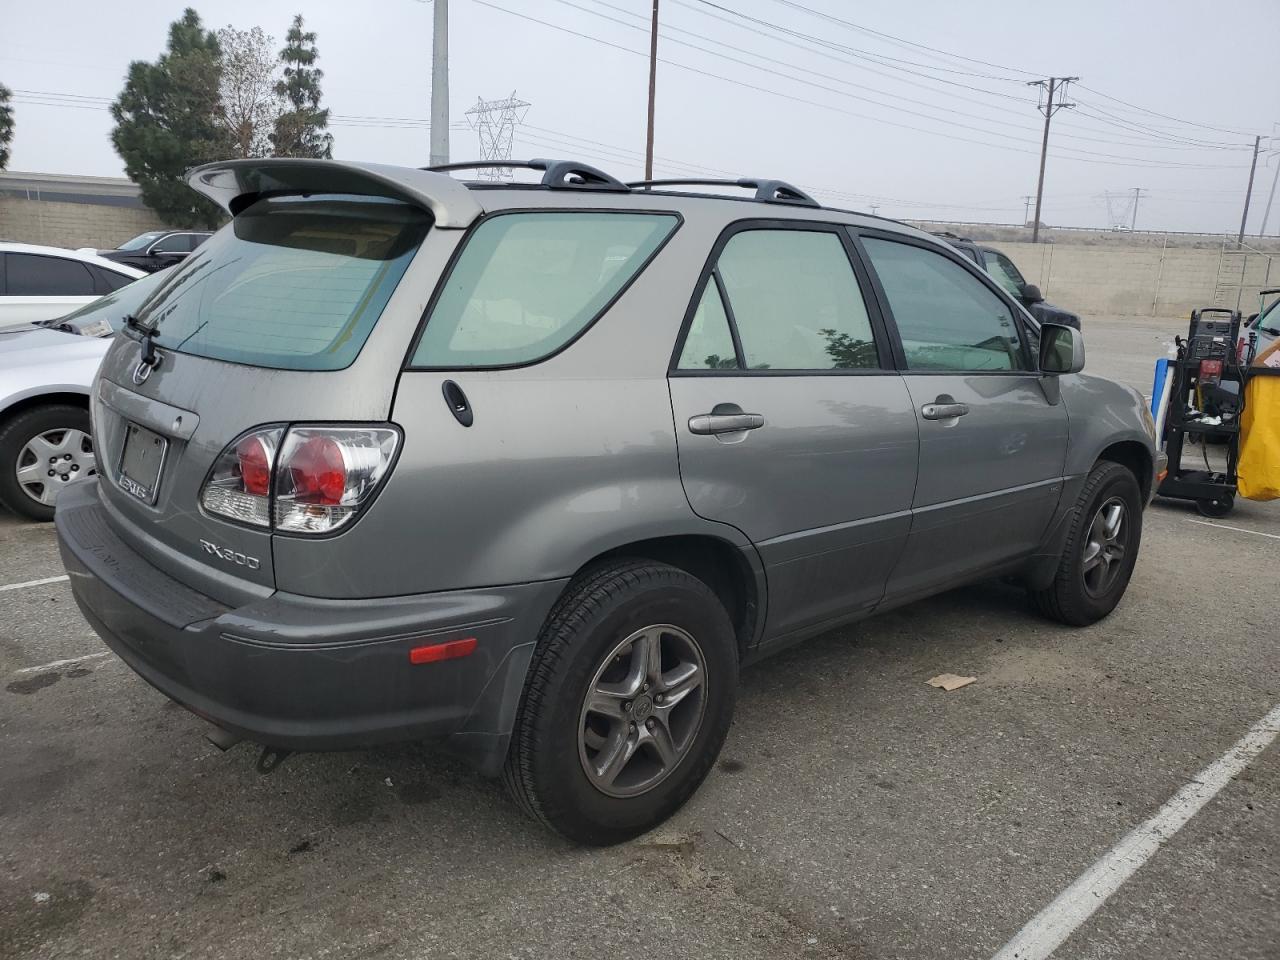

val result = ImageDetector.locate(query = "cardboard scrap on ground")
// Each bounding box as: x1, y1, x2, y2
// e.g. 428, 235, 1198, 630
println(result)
926, 673, 977, 692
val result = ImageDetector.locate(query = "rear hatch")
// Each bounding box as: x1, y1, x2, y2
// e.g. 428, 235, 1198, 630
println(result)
89, 162, 479, 606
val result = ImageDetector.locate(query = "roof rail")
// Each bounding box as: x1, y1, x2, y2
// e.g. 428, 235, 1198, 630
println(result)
626, 177, 820, 208
423, 158, 629, 192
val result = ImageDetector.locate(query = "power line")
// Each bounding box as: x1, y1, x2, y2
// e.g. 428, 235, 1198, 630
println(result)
472, 2, 1250, 171
1075, 83, 1256, 138
763, 0, 1040, 80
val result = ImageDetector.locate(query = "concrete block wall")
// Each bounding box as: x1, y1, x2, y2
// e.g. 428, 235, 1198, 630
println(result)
0, 197, 171, 250
988, 241, 1276, 319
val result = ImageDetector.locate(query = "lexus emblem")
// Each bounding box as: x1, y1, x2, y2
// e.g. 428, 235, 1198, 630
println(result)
132, 352, 161, 385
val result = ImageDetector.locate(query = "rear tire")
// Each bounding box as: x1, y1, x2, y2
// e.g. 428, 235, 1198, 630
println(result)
1030, 461, 1142, 626
0, 405, 95, 522
503, 559, 738, 845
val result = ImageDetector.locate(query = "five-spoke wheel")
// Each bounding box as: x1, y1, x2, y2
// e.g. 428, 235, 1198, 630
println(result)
579, 624, 707, 798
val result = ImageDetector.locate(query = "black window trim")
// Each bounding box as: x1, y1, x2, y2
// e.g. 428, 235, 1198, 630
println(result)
850, 227, 1042, 377
668, 217, 899, 378
402, 206, 685, 373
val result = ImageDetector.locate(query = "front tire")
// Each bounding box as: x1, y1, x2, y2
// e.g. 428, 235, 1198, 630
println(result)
1031, 461, 1143, 626
0, 405, 96, 522
503, 559, 738, 845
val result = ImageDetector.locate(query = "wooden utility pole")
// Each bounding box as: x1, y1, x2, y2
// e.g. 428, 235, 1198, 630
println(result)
1238, 135, 1262, 246
645, 0, 659, 179
1029, 76, 1077, 243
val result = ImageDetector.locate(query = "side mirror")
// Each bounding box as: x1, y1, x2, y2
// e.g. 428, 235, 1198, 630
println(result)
1020, 282, 1045, 303
1039, 322, 1085, 375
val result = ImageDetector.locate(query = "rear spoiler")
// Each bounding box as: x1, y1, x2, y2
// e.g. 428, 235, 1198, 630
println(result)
186, 158, 483, 229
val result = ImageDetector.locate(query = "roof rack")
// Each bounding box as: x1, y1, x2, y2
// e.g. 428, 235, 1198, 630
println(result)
423, 158, 629, 192
626, 177, 820, 208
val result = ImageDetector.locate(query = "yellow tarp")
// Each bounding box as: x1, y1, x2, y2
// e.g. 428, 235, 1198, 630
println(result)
1238, 366, 1280, 501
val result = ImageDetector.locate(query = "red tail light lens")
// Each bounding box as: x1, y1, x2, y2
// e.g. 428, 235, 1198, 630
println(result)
284, 435, 347, 506
236, 435, 274, 496
200, 425, 398, 534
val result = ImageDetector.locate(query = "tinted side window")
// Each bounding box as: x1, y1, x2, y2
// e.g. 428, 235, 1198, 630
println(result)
5, 254, 96, 296
89, 265, 133, 293
677, 281, 739, 370
414, 212, 678, 368
863, 238, 1029, 372
715, 229, 879, 371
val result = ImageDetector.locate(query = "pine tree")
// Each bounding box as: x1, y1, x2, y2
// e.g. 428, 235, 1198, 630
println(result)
0, 84, 14, 171
111, 9, 229, 227
271, 15, 333, 159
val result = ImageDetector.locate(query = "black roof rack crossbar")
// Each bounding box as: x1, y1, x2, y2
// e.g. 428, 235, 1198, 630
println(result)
626, 177, 820, 208
423, 158, 628, 192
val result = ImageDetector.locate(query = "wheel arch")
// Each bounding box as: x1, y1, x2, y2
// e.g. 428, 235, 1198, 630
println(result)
0, 389, 91, 428
1096, 439, 1153, 502
584, 534, 765, 662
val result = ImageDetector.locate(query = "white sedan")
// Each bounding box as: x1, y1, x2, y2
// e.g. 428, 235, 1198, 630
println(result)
0, 269, 168, 519
0, 242, 146, 332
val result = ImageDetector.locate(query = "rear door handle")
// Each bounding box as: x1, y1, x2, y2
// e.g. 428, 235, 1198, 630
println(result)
921, 401, 970, 420
688, 412, 765, 435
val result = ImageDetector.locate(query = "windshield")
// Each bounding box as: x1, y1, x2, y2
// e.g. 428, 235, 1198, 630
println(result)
39, 269, 173, 336
984, 249, 1026, 298
136, 194, 431, 371
117, 231, 168, 252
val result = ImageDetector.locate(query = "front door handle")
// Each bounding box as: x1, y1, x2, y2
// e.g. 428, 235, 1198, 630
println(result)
688, 408, 765, 435
921, 397, 970, 420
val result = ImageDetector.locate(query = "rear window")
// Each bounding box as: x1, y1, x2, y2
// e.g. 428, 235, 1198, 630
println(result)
137, 194, 431, 371
410, 211, 679, 368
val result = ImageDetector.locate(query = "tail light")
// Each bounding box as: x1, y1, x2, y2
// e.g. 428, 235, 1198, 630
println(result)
200, 425, 399, 535
274, 428, 399, 534
200, 427, 283, 528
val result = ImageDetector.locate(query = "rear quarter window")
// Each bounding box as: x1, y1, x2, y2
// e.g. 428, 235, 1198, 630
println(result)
410, 211, 679, 368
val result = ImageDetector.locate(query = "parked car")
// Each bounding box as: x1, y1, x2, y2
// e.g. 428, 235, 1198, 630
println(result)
56, 158, 1161, 845
0, 242, 145, 332
932, 232, 1082, 329
1239, 288, 1279, 362
0, 269, 170, 519
95, 229, 213, 273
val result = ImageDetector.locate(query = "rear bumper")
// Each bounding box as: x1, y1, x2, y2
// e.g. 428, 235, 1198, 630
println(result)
55, 478, 566, 774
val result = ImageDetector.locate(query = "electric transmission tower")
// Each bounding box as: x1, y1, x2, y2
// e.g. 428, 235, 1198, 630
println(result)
464, 92, 531, 181
1100, 187, 1145, 231
1102, 190, 1136, 231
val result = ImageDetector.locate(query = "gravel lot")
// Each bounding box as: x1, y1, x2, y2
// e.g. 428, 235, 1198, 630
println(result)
1, 314, 1276, 960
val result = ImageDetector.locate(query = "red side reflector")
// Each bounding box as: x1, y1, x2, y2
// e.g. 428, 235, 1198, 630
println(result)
409, 637, 477, 665
1157, 469, 1169, 483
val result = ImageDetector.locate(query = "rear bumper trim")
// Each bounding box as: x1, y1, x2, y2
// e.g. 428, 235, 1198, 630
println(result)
55, 478, 567, 758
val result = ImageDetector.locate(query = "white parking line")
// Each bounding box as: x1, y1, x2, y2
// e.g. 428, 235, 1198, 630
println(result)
12, 651, 110, 675
1184, 519, 1280, 541
0, 574, 69, 592
991, 702, 1280, 960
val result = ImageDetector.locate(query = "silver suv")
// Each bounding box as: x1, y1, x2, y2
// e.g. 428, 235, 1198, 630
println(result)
55, 158, 1163, 844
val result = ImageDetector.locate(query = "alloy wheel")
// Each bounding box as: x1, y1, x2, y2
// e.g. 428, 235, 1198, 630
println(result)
578, 624, 708, 799
1081, 496, 1127, 598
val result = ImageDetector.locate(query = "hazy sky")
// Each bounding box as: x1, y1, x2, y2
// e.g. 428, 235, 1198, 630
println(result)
3, 0, 1278, 233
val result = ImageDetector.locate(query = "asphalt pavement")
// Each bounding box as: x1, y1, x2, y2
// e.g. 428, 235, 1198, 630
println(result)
1, 313, 1276, 960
